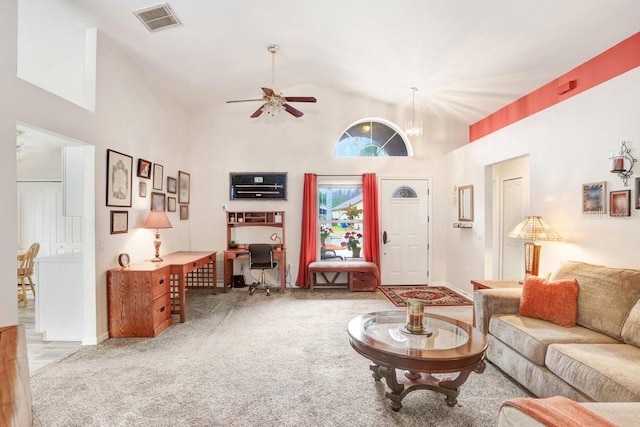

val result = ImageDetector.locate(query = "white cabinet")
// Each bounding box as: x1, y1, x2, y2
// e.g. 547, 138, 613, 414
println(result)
35, 252, 83, 341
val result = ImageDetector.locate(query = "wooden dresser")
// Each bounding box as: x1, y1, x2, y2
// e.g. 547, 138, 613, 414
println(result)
107, 264, 172, 338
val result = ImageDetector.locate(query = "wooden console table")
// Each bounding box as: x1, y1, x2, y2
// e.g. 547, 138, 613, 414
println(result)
107, 251, 216, 337
223, 249, 286, 293
470, 279, 522, 291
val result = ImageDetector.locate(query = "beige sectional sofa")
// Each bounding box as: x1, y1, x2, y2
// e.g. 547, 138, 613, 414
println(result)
474, 260, 640, 402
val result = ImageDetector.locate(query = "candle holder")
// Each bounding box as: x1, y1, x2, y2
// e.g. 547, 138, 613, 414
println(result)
399, 299, 433, 336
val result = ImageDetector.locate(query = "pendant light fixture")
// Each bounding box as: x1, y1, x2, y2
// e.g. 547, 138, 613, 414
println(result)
405, 87, 423, 137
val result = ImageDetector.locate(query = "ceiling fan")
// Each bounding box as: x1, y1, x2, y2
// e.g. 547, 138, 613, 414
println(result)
226, 44, 317, 118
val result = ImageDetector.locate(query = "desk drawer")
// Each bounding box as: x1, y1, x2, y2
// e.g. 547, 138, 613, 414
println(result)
153, 292, 171, 327
189, 254, 214, 272
151, 269, 170, 299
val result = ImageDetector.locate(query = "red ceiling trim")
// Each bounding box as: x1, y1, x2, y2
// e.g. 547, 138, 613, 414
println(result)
469, 32, 640, 142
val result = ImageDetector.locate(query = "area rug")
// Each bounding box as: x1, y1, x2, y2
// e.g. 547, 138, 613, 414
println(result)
380, 285, 472, 307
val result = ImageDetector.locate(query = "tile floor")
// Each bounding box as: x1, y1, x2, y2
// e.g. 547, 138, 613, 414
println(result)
18, 294, 82, 375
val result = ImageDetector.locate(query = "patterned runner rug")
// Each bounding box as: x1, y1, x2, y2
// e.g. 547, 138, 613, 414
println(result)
379, 285, 472, 307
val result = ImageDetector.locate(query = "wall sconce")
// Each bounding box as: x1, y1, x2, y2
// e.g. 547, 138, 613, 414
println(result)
609, 141, 636, 186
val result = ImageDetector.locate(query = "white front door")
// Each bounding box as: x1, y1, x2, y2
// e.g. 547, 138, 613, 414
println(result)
380, 179, 429, 285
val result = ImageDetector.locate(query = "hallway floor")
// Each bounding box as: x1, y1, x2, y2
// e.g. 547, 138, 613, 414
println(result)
18, 294, 82, 375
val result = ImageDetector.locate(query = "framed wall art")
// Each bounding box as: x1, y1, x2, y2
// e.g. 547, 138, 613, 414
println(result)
153, 163, 164, 190
610, 189, 631, 217
178, 171, 190, 204
168, 196, 176, 212
635, 177, 640, 209
106, 149, 133, 207
137, 158, 152, 179
110, 211, 128, 234
151, 192, 166, 211
229, 172, 287, 200
180, 204, 189, 220
581, 181, 606, 214
167, 176, 177, 194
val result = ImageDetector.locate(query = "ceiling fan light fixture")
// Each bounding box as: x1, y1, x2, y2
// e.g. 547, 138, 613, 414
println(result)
405, 87, 423, 137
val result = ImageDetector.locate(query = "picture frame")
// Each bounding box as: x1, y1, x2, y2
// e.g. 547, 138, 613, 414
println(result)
151, 192, 166, 211
110, 210, 128, 234
178, 170, 190, 204
167, 176, 177, 194
153, 163, 164, 190
610, 189, 631, 217
180, 204, 189, 220
635, 177, 640, 209
168, 196, 176, 212
581, 181, 606, 214
137, 158, 152, 179
139, 181, 147, 198
106, 149, 133, 207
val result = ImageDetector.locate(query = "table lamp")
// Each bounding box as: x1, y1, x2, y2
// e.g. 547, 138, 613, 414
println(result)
142, 211, 173, 262
270, 232, 282, 249
507, 216, 562, 276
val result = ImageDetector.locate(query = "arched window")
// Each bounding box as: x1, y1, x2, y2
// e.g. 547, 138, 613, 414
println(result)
335, 118, 412, 157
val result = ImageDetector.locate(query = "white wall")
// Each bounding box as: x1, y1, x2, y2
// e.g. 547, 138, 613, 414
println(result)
1, 0, 190, 338
445, 67, 640, 294
189, 83, 469, 284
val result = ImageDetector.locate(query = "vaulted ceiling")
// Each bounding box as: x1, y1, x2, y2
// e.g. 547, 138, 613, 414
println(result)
60, 0, 640, 125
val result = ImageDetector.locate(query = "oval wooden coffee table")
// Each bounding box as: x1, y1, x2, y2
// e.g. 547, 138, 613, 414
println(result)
348, 311, 487, 411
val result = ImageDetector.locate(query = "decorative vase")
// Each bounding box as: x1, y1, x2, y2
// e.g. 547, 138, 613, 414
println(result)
352, 247, 361, 258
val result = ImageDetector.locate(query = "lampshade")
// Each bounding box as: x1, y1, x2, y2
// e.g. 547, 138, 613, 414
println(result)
507, 216, 562, 242
142, 211, 172, 230
507, 216, 562, 277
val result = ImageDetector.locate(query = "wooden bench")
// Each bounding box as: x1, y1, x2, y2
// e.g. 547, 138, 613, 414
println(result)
308, 261, 379, 292
0, 325, 32, 427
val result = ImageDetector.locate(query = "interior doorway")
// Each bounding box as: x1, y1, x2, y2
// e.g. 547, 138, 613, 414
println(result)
492, 156, 530, 280
16, 123, 96, 349
380, 178, 430, 285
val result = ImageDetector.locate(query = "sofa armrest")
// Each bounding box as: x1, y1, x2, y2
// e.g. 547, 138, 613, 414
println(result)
473, 288, 523, 334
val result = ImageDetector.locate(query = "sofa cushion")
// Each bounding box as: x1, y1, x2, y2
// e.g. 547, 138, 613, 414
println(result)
489, 314, 619, 366
518, 275, 578, 327
621, 300, 640, 347
546, 343, 640, 402
551, 261, 640, 340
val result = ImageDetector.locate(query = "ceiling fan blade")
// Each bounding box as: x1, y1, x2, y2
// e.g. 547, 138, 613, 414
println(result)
226, 99, 263, 103
284, 103, 304, 118
250, 105, 266, 118
284, 96, 317, 103
261, 87, 275, 97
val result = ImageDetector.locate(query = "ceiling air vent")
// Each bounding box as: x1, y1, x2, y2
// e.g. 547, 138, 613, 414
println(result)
133, 3, 181, 32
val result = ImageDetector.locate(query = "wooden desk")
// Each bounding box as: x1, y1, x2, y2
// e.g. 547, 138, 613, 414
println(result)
162, 251, 217, 323
223, 248, 286, 293
107, 251, 216, 337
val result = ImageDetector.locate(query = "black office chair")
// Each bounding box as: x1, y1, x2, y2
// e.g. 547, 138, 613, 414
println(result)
248, 244, 279, 296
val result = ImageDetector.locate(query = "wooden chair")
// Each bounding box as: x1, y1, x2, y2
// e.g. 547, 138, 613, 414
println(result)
17, 242, 39, 303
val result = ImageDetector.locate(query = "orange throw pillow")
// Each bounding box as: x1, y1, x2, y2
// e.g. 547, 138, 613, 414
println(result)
518, 275, 579, 327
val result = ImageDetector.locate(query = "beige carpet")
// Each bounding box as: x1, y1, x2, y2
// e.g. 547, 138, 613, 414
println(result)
29, 288, 530, 426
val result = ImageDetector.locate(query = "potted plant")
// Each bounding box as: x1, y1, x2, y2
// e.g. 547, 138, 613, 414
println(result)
320, 225, 333, 246
228, 240, 238, 249
343, 231, 362, 258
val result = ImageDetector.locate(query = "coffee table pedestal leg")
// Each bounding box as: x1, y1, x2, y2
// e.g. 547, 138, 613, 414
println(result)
369, 360, 487, 412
